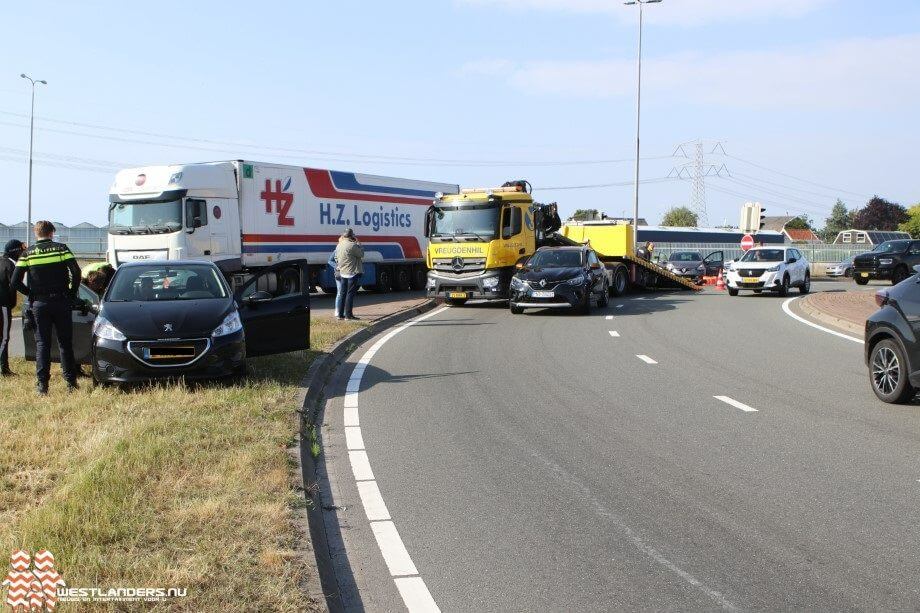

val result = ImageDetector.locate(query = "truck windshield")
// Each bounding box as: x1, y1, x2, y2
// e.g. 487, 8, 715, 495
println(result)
109, 199, 183, 234
871, 240, 909, 254
431, 205, 499, 241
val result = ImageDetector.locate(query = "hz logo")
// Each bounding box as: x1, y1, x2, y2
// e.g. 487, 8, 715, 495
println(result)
261, 177, 295, 227
2, 549, 66, 612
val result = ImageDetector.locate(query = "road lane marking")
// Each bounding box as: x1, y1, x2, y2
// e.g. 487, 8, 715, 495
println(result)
349, 450, 374, 481
370, 520, 419, 577
714, 395, 758, 413
781, 296, 864, 344
339, 305, 448, 612
394, 577, 440, 613
345, 426, 365, 450
615, 304, 624, 309
609, 331, 620, 337
605, 315, 614, 320
636, 354, 657, 364
357, 480, 391, 521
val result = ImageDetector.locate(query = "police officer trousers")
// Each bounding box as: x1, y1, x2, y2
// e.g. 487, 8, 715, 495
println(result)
32, 296, 77, 384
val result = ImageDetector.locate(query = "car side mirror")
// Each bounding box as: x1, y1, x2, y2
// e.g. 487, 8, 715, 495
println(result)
515, 256, 529, 269
589, 262, 601, 270
787, 258, 796, 264
244, 290, 273, 305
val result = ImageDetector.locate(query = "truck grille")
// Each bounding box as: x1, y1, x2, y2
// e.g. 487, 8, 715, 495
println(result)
433, 258, 486, 274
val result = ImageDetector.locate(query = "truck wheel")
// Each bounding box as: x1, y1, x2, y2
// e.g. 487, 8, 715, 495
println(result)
610, 266, 628, 297
280, 267, 301, 295
394, 267, 411, 292
410, 267, 427, 290
374, 267, 393, 293
446, 298, 467, 306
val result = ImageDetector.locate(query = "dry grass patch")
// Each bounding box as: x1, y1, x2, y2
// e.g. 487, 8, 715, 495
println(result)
0, 315, 365, 611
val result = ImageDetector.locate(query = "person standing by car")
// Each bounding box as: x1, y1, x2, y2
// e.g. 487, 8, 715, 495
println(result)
0, 240, 25, 376
335, 229, 364, 320
327, 249, 344, 320
11, 221, 82, 395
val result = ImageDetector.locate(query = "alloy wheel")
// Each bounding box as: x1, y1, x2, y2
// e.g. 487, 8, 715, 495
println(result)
872, 346, 900, 396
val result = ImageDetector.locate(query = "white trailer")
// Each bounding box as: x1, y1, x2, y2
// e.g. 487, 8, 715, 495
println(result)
107, 161, 458, 291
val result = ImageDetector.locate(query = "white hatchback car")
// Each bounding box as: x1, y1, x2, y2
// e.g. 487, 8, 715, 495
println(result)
725, 247, 811, 296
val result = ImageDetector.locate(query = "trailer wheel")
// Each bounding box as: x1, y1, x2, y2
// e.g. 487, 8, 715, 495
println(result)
410, 266, 427, 290
394, 267, 411, 292
610, 266, 628, 297
280, 267, 301, 295
374, 267, 393, 293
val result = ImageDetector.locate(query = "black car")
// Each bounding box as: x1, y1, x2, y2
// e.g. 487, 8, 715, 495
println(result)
663, 250, 724, 284
23, 260, 310, 384
865, 266, 920, 403
509, 246, 608, 314
853, 240, 920, 286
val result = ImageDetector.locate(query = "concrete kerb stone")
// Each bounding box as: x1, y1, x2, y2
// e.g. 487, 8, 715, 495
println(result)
797, 294, 866, 336
293, 299, 438, 611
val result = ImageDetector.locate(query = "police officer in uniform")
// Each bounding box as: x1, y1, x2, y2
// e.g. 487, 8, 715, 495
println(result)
11, 221, 82, 395
0, 240, 24, 376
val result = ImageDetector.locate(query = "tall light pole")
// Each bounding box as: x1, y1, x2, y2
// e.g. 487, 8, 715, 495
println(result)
20, 73, 47, 247
624, 0, 660, 249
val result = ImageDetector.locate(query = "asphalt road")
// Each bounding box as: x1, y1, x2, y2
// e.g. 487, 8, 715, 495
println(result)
320, 279, 920, 611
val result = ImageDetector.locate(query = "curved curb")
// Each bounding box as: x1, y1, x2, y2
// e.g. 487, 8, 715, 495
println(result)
781, 296, 864, 344
796, 293, 867, 336
293, 300, 438, 612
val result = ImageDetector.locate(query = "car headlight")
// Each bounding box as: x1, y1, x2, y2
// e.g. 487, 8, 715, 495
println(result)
767, 265, 780, 272
482, 276, 499, 289
696, 264, 705, 272
212, 310, 243, 338
92, 315, 126, 341
565, 275, 587, 286
665, 263, 675, 270
510, 277, 525, 290
879, 258, 894, 265
426, 276, 436, 289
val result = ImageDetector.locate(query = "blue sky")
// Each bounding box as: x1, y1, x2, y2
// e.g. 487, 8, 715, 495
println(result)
1, 0, 918, 228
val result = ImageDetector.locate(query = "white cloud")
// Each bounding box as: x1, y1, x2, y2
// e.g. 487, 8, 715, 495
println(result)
461, 34, 920, 110
457, 0, 837, 27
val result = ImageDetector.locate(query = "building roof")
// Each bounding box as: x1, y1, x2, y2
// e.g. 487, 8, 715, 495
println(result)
784, 228, 821, 243
833, 229, 912, 244
761, 216, 797, 233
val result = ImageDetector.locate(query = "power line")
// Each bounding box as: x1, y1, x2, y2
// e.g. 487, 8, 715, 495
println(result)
721, 153, 872, 200
536, 177, 675, 191
730, 171, 858, 204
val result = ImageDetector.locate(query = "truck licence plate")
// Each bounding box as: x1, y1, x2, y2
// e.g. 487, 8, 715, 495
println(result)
532, 290, 555, 298
742, 277, 760, 284
448, 292, 468, 299
861, 272, 869, 278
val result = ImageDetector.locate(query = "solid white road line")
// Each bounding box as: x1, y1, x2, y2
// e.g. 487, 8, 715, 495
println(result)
340, 305, 449, 612
394, 576, 441, 613
609, 331, 620, 337
636, 354, 657, 364
357, 480, 391, 521
371, 520, 419, 577
781, 296, 864, 344
714, 395, 759, 413
349, 450, 375, 481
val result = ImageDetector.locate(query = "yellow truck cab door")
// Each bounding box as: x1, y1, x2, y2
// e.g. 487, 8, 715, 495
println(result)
494, 205, 532, 268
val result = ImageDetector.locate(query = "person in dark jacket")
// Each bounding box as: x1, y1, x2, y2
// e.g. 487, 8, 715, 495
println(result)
0, 239, 24, 376
11, 221, 82, 395
327, 250, 344, 320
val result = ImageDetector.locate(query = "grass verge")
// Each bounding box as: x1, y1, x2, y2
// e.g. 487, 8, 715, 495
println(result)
0, 316, 366, 611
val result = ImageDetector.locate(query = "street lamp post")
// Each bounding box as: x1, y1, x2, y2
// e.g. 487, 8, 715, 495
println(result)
624, 0, 661, 250
20, 73, 47, 247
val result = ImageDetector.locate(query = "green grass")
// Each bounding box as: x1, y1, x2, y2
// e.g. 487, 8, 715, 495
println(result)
0, 316, 366, 611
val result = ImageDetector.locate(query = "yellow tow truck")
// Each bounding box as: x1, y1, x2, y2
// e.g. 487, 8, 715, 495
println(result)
424, 180, 699, 305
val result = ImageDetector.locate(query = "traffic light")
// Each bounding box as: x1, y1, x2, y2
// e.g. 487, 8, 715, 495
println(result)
740, 202, 766, 234
758, 204, 767, 231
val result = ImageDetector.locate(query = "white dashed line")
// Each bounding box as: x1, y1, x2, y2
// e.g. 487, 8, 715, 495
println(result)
605, 315, 614, 320
609, 331, 620, 337
341, 306, 448, 612
636, 354, 658, 364
781, 296, 864, 344
615, 304, 624, 309
714, 395, 758, 412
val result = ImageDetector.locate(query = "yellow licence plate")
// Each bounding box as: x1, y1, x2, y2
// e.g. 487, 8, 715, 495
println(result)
861, 272, 869, 278
742, 277, 760, 283
449, 292, 468, 299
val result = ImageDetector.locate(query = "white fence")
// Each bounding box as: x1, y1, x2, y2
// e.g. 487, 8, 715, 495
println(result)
652, 242, 870, 264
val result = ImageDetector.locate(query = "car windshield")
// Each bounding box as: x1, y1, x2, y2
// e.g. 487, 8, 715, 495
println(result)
739, 249, 785, 263
431, 204, 499, 241
109, 199, 183, 234
528, 250, 583, 268
669, 252, 703, 262
871, 240, 909, 254
107, 264, 228, 302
